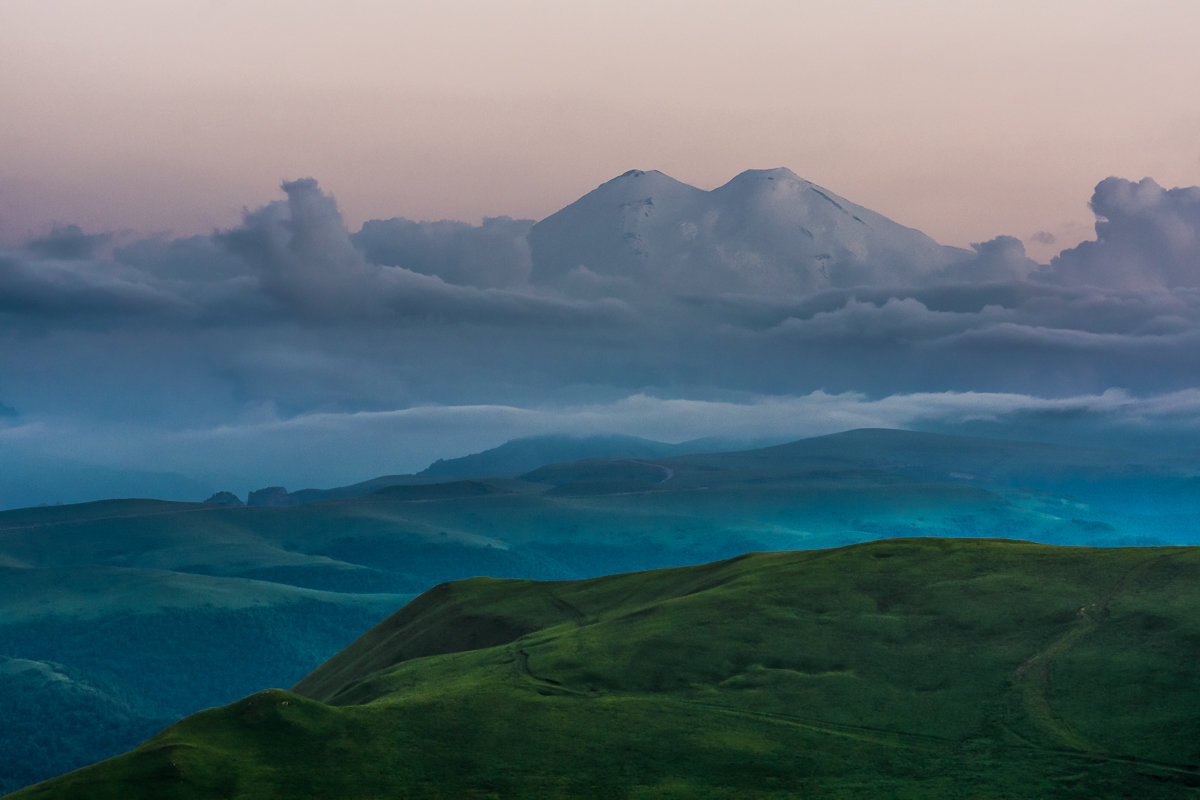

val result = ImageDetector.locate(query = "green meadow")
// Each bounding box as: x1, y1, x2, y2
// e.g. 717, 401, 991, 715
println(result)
14, 538, 1200, 799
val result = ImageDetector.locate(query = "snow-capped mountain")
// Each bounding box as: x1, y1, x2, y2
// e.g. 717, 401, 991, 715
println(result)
529, 167, 968, 296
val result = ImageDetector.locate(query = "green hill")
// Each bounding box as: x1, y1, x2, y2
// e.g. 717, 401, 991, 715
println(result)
13, 538, 1200, 799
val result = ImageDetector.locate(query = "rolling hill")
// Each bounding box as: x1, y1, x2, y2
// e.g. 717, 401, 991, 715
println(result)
257, 433, 778, 506
11, 538, 1200, 799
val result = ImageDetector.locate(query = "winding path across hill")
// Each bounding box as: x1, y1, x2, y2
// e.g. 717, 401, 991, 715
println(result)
1011, 552, 1183, 753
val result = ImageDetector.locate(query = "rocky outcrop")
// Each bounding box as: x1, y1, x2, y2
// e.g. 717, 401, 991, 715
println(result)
246, 487, 291, 507
203, 491, 245, 507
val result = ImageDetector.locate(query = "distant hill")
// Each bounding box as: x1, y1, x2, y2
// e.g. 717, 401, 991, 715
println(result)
418, 433, 680, 478
0, 456, 211, 513
245, 434, 772, 505
683, 428, 1200, 513
417, 433, 771, 480
16, 539, 1200, 799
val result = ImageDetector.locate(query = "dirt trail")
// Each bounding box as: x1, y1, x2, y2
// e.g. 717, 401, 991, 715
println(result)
1012, 605, 1104, 751
511, 644, 587, 697
1012, 552, 1180, 753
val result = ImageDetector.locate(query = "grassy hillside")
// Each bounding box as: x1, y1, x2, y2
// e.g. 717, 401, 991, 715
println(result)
13, 539, 1200, 799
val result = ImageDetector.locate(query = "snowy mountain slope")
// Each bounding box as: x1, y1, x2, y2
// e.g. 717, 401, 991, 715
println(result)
528, 167, 968, 296
527, 169, 708, 293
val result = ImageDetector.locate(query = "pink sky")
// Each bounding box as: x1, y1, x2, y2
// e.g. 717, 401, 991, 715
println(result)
3, 0, 1199, 260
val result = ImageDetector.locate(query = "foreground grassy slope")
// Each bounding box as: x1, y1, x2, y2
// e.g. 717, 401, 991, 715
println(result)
14, 538, 1200, 799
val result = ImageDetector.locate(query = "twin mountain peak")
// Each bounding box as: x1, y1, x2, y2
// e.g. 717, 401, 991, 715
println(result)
527, 167, 969, 295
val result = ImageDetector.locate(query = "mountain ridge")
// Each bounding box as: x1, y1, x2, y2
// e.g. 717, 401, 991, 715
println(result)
240, 433, 782, 505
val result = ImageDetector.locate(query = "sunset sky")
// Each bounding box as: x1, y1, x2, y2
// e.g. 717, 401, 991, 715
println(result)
5, 0, 1200, 260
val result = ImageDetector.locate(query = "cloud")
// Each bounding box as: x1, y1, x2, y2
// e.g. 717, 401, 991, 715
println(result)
214, 178, 385, 319
114, 234, 248, 284
208, 178, 631, 327
24, 225, 111, 260
353, 216, 533, 289
0, 251, 186, 317
771, 296, 1003, 342
939, 236, 1040, 282
1047, 177, 1200, 290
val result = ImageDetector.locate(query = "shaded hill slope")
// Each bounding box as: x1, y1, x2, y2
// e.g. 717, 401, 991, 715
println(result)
14, 538, 1200, 799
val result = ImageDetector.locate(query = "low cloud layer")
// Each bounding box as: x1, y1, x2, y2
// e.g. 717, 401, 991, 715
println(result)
3, 171, 1200, 506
